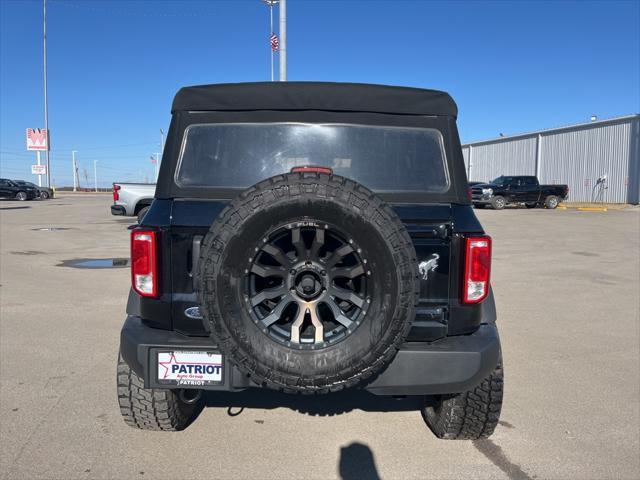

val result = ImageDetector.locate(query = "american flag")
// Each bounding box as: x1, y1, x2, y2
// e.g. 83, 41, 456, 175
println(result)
270, 33, 279, 52
150, 155, 157, 165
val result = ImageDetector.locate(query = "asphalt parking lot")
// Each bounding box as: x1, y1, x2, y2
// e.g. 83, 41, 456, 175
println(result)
1, 195, 638, 480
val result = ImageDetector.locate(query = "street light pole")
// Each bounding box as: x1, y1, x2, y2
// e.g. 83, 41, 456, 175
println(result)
71, 150, 77, 191
279, 0, 286, 81
93, 160, 98, 192
155, 153, 160, 181
43, 0, 51, 187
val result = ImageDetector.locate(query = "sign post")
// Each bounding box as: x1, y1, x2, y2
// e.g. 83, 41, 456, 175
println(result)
36, 151, 42, 186
26, 128, 48, 187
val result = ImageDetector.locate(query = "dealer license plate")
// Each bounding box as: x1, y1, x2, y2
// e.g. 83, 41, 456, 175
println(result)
157, 351, 223, 386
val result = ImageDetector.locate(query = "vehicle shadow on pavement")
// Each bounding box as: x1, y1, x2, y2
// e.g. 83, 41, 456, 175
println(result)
203, 388, 422, 416
338, 442, 381, 480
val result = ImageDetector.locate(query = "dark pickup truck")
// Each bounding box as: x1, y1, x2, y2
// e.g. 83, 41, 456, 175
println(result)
117, 82, 503, 439
471, 175, 568, 209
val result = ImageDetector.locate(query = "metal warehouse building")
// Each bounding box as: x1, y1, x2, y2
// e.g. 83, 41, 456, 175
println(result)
462, 114, 640, 204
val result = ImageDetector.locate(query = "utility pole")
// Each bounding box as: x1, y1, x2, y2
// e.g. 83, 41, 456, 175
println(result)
75, 158, 81, 189
71, 150, 77, 191
279, 0, 286, 81
43, 0, 51, 187
154, 153, 160, 181
93, 160, 98, 192
160, 128, 165, 154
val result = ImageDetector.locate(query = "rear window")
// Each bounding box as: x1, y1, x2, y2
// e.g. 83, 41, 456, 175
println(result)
176, 123, 449, 192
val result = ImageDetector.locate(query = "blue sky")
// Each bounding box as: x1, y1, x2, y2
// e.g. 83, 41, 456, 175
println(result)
1, 0, 638, 187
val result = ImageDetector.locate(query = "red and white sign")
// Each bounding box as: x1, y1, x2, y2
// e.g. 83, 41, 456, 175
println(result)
26, 128, 49, 151
31, 165, 47, 175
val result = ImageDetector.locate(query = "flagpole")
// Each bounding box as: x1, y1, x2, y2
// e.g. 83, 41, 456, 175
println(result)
263, 0, 278, 82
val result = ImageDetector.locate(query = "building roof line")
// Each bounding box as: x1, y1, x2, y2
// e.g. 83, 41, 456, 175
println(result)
462, 113, 640, 147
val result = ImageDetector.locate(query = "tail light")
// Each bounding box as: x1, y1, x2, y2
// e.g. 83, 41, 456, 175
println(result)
131, 229, 158, 297
467, 187, 473, 201
113, 184, 121, 201
290, 166, 333, 175
462, 235, 491, 304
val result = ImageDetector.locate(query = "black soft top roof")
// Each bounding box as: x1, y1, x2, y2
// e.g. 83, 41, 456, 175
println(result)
172, 82, 457, 117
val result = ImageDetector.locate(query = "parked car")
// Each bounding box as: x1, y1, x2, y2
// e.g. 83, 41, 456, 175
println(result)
14, 180, 54, 199
117, 82, 503, 439
0, 178, 38, 201
471, 175, 568, 209
110, 183, 155, 223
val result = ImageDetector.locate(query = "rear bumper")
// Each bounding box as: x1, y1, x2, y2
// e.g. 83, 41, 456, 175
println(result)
120, 316, 501, 396
111, 204, 126, 216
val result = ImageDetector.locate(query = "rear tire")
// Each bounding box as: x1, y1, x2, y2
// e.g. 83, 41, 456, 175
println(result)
117, 353, 202, 431
137, 206, 150, 224
422, 361, 503, 440
544, 195, 559, 209
15, 191, 28, 201
490, 196, 506, 210
40, 191, 50, 200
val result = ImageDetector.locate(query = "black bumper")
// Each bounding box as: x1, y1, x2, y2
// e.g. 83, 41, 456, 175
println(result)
111, 204, 126, 216
471, 195, 493, 205
120, 316, 501, 396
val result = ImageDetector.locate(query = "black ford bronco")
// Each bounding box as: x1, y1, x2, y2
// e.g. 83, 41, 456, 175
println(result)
117, 82, 503, 439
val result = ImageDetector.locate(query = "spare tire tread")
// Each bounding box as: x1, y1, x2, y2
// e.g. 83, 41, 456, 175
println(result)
199, 172, 419, 394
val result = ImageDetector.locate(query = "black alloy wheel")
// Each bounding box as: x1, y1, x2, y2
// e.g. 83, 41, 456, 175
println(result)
246, 221, 369, 349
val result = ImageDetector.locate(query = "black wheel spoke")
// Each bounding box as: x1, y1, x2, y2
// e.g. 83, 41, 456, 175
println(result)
309, 228, 325, 259
261, 244, 291, 267
250, 263, 286, 278
324, 298, 354, 329
331, 264, 364, 279
329, 285, 365, 308
260, 294, 294, 327
250, 285, 288, 307
291, 228, 306, 260
324, 244, 354, 268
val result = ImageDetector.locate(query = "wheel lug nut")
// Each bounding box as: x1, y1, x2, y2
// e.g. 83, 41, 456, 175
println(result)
290, 269, 296, 275
321, 270, 326, 276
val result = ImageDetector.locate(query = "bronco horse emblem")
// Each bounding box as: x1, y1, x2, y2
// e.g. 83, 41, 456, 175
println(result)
418, 253, 440, 280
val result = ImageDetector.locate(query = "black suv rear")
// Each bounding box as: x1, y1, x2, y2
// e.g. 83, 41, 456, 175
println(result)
117, 82, 503, 439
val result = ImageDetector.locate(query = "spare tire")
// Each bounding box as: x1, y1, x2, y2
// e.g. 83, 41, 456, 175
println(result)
198, 172, 419, 394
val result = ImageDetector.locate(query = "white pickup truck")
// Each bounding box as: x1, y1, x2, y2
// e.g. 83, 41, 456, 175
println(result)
110, 183, 155, 223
